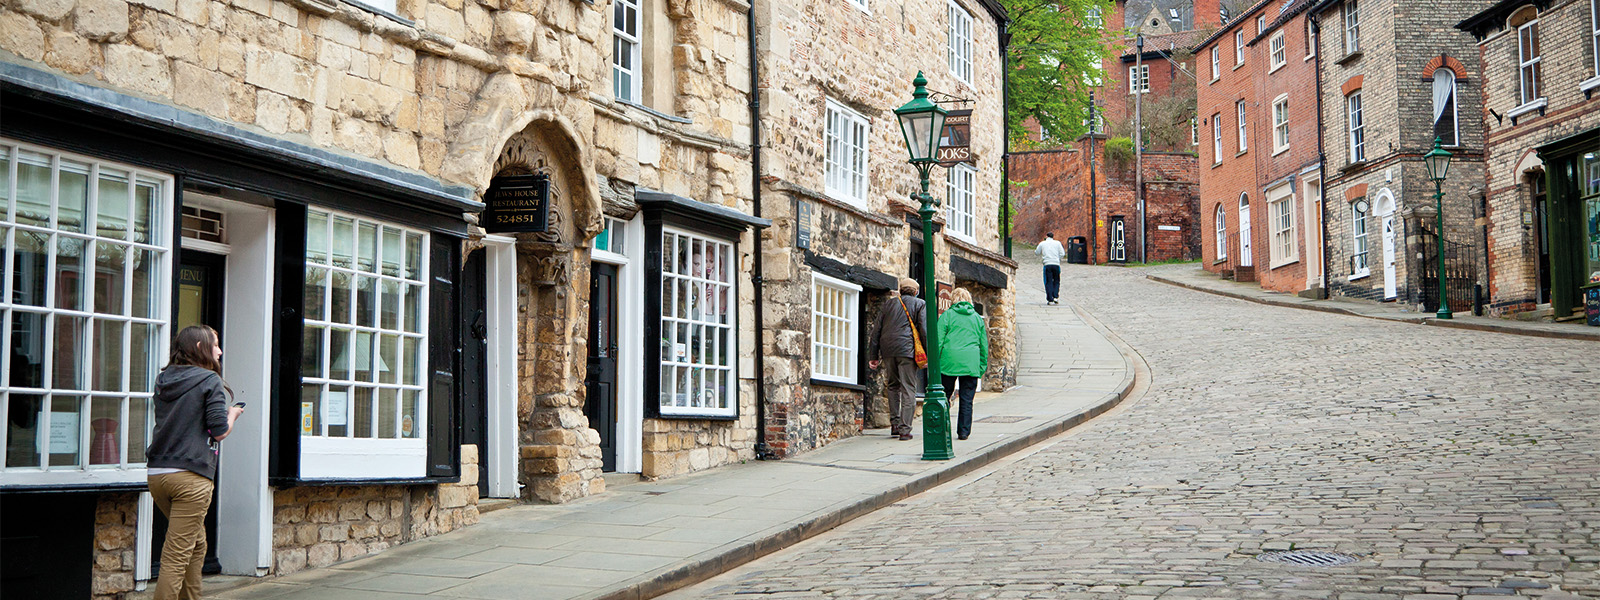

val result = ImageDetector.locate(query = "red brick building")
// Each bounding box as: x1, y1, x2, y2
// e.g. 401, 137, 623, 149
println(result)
1010, 0, 1215, 264
1196, 0, 1324, 294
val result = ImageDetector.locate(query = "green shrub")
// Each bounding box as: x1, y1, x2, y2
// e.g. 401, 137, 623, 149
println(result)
1105, 136, 1134, 169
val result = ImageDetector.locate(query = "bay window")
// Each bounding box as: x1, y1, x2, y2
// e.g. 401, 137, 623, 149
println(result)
2, 141, 172, 486
300, 209, 429, 479
657, 228, 737, 418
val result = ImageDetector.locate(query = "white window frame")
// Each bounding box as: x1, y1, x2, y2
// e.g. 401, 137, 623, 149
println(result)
1235, 30, 1246, 65
1191, 117, 1200, 146
657, 227, 738, 418
1347, 92, 1365, 163
1272, 95, 1290, 154
1344, 0, 1360, 55
1236, 100, 1248, 153
1351, 199, 1371, 279
845, 0, 868, 14
824, 99, 870, 208
1517, 17, 1542, 106
1128, 64, 1150, 94
945, 164, 977, 242
1211, 47, 1220, 81
1433, 68, 1459, 147
1592, 0, 1600, 78
1212, 113, 1224, 164
809, 273, 861, 385
612, 0, 642, 103
1, 140, 175, 486
299, 208, 430, 480
1307, 19, 1317, 58
947, 0, 974, 85
1270, 31, 1287, 70
1258, 15, 1267, 36
1267, 184, 1298, 267
1214, 204, 1228, 260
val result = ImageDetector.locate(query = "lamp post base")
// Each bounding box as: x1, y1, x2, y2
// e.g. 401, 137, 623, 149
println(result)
921, 390, 953, 461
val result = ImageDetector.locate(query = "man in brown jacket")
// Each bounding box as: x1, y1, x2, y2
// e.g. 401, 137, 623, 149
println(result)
867, 278, 927, 440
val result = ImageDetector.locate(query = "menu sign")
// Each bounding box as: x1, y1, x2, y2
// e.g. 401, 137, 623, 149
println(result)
484, 174, 551, 233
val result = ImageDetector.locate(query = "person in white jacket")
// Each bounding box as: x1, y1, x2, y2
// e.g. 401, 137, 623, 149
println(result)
1035, 232, 1065, 305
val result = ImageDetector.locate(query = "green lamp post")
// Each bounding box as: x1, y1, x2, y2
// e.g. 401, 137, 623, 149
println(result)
893, 72, 953, 461
1424, 137, 1453, 320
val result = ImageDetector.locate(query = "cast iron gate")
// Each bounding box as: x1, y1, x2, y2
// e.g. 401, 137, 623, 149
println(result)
1418, 225, 1481, 315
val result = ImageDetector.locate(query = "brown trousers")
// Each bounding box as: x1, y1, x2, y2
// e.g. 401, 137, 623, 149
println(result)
883, 356, 923, 435
149, 470, 214, 600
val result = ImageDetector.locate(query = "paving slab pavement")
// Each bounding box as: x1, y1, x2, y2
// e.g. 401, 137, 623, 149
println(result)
202, 254, 1139, 600
1145, 264, 1600, 342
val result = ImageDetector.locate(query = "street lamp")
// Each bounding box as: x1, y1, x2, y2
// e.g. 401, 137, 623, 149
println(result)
1424, 137, 1453, 320
893, 72, 953, 461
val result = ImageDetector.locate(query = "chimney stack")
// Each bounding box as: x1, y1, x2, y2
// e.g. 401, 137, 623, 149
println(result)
1193, 0, 1222, 28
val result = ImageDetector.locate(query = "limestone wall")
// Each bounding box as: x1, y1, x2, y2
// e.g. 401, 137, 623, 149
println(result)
92, 493, 140, 600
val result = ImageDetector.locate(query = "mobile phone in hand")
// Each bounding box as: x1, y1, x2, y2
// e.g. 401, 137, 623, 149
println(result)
234, 401, 246, 409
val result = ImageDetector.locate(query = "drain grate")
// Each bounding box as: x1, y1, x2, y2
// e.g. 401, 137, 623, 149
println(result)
976, 416, 1030, 424
1256, 551, 1358, 567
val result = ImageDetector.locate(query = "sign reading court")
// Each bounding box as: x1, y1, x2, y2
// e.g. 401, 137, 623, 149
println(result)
937, 109, 975, 167
484, 174, 552, 233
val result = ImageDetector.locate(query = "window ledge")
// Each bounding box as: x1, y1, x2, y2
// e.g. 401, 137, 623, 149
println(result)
1582, 76, 1600, 93
1210, 76, 1220, 84
340, 0, 415, 26
1235, 150, 1248, 157
1341, 160, 1368, 174
1349, 272, 1370, 281
1234, 62, 1245, 71
811, 378, 866, 392
1213, 257, 1229, 265
1213, 160, 1223, 168
1269, 62, 1286, 74
1335, 50, 1362, 66
1270, 258, 1301, 270
1305, 54, 1316, 62
1506, 98, 1547, 121
1272, 146, 1289, 157
618, 99, 694, 124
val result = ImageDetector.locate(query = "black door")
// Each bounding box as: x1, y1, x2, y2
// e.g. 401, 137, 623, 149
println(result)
460, 249, 490, 497
152, 250, 226, 575
585, 263, 619, 472
1533, 175, 1552, 305
908, 241, 925, 299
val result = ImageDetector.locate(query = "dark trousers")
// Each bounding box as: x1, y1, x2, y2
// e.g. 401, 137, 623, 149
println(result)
885, 357, 922, 436
941, 375, 978, 438
1043, 264, 1061, 302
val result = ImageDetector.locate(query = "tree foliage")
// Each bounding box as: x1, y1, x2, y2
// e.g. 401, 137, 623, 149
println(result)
1003, 0, 1120, 148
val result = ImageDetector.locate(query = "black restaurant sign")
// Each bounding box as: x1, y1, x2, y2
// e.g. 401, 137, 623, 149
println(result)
484, 174, 551, 233
936, 109, 974, 167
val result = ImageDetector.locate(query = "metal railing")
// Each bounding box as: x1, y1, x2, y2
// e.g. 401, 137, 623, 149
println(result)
1418, 226, 1480, 315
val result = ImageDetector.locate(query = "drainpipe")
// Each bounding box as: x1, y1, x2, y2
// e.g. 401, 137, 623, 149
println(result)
748, 0, 776, 461
1001, 19, 1012, 258
1089, 92, 1100, 264
1135, 35, 1147, 263
1311, 14, 1330, 295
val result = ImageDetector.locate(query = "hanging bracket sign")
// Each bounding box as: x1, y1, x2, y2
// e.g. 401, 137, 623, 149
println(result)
484, 174, 551, 233
936, 109, 975, 167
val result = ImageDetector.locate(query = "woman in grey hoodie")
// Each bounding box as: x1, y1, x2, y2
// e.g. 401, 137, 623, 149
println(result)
146, 325, 243, 600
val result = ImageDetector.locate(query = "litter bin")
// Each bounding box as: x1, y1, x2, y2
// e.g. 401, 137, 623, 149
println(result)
1067, 236, 1088, 264
1584, 282, 1600, 327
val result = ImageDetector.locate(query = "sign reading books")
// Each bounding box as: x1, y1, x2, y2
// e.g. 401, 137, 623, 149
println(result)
936, 109, 975, 167
484, 174, 551, 233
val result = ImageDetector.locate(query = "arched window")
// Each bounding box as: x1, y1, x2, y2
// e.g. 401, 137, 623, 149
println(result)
1214, 204, 1228, 260
1433, 68, 1458, 146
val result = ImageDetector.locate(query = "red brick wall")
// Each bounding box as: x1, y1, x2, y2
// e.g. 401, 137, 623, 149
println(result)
1012, 142, 1199, 264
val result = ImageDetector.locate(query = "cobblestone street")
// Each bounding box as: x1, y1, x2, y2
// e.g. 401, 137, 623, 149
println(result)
668, 261, 1600, 600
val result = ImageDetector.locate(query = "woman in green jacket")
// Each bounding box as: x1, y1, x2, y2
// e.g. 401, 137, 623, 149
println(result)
938, 288, 988, 440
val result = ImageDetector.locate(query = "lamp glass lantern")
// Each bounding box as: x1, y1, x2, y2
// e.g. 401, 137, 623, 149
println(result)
1425, 138, 1453, 182
894, 72, 949, 164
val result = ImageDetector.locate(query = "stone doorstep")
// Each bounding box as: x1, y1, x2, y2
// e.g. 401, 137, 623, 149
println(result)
1146, 269, 1600, 342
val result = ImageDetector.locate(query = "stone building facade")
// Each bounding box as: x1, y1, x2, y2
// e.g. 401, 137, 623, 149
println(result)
1457, 0, 1600, 319
749, 0, 1017, 456
2, 0, 762, 595
1310, 0, 1489, 309
1196, 0, 1324, 294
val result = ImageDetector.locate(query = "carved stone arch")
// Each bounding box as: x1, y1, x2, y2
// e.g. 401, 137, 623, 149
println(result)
485, 113, 604, 245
